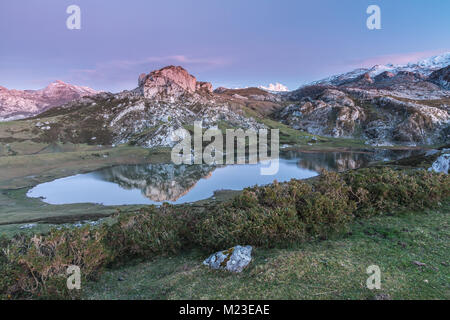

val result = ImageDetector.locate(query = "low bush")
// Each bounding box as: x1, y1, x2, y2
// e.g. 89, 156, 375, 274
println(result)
1, 226, 111, 299
343, 167, 450, 216
192, 171, 355, 249
104, 205, 184, 261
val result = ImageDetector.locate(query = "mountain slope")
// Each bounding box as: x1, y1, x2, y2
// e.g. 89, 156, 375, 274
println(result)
5, 66, 271, 148
0, 81, 98, 121
277, 54, 450, 146
312, 52, 450, 87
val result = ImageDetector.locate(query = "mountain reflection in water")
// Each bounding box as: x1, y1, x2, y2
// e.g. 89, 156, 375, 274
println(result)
92, 164, 216, 202
27, 149, 424, 205
282, 148, 422, 172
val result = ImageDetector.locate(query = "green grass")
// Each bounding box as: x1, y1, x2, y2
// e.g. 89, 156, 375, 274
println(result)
84, 202, 449, 300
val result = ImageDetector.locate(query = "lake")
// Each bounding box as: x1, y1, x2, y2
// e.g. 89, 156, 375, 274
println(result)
27, 149, 422, 205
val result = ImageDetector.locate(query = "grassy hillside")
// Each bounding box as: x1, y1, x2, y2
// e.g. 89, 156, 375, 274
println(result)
84, 203, 449, 300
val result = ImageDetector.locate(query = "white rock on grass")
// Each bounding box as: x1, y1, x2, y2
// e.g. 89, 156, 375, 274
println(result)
203, 245, 252, 273
20, 223, 37, 230
428, 153, 450, 174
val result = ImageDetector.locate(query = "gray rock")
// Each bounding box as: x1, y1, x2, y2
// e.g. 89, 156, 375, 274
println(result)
203, 245, 252, 273
428, 153, 450, 174
20, 223, 37, 230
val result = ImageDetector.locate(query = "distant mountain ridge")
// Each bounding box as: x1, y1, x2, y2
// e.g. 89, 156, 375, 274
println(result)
311, 52, 450, 86
259, 83, 289, 92
14, 66, 268, 148
277, 53, 450, 146
1, 53, 449, 147
0, 81, 98, 121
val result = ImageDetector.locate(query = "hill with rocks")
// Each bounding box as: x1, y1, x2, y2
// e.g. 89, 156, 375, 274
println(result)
7, 66, 270, 148
0, 81, 98, 121
2, 53, 449, 148
276, 53, 450, 146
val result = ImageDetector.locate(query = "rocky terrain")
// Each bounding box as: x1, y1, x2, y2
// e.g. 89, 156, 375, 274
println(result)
429, 65, 450, 90
1, 53, 449, 148
16, 66, 268, 148
276, 53, 450, 146
0, 81, 98, 121
311, 52, 450, 88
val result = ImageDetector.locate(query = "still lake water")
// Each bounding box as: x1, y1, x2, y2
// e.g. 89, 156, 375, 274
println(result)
27, 150, 421, 206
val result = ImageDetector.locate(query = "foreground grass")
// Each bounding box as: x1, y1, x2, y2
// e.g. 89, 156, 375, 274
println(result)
84, 202, 449, 300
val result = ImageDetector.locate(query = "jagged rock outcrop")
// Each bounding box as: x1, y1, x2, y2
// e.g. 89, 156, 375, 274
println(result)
278, 88, 366, 138
138, 65, 212, 100
278, 53, 450, 145
277, 85, 449, 145
0, 81, 98, 121
20, 66, 266, 148
3, 53, 448, 148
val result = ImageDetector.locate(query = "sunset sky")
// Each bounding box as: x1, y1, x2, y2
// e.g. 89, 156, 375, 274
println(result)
1, 0, 449, 92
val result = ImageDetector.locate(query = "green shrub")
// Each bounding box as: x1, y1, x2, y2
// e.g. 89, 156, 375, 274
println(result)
192, 171, 355, 250
0, 236, 23, 300
104, 205, 184, 261
3, 226, 111, 299
343, 168, 450, 216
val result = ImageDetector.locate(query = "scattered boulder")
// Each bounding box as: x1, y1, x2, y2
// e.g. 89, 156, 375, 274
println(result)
19, 223, 37, 230
203, 245, 253, 273
428, 153, 450, 174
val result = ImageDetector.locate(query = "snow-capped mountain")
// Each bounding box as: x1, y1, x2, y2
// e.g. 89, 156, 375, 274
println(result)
312, 52, 450, 86
259, 83, 289, 92
0, 81, 99, 121
279, 53, 450, 146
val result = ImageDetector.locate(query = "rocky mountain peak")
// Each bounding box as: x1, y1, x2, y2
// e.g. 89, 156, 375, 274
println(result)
259, 83, 289, 92
138, 65, 212, 100
49, 80, 67, 85
0, 81, 98, 121
312, 52, 450, 87
40, 80, 98, 96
